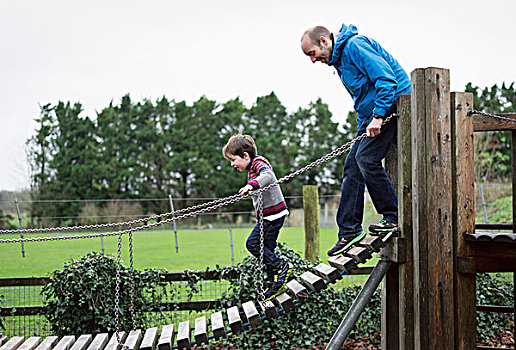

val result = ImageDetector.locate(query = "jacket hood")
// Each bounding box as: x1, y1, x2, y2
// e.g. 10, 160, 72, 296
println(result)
329, 24, 359, 66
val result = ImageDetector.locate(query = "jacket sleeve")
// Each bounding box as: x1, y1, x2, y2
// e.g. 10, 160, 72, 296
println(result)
247, 162, 275, 189
347, 37, 397, 117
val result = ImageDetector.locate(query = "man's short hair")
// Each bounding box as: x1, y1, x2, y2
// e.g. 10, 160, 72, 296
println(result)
222, 134, 257, 159
302, 26, 331, 46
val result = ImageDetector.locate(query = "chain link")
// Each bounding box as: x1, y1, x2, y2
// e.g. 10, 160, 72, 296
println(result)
468, 109, 516, 123
257, 193, 266, 300
114, 230, 122, 346
128, 226, 136, 331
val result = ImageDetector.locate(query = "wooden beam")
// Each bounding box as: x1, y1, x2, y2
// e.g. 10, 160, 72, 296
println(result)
457, 257, 516, 273
472, 113, 516, 131
451, 92, 477, 350
396, 94, 415, 350
411, 67, 455, 349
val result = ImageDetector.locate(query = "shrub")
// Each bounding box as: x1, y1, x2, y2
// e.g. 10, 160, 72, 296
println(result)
41, 252, 168, 336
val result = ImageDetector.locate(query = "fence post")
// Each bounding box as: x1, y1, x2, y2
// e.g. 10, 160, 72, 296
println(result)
303, 185, 320, 262
169, 194, 179, 253
15, 199, 25, 258
229, 228, 235, 266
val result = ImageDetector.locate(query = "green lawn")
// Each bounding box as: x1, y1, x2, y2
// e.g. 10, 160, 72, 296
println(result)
0, 226, 378, 278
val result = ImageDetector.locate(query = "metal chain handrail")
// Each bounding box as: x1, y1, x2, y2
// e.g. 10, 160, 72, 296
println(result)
0, 193, 242, 235
0, 113, 395, 245
468, 109, 516, 123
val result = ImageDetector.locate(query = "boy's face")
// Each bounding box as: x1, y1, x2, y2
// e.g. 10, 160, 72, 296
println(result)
227, 153, 251, 172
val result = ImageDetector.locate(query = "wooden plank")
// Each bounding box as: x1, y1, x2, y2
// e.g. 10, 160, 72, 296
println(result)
472, 113, 516, 131
412, 67, 455, 349
457, 256, 516, 273
140, 328, 158, 350
451, 92, 477, 350
34, 337, 58, 350
69, 336, 92, 350
53, 337, 75, 350
157, 325, 175, 350
0, 337, 7, 347
86, 334, 108, 350
210, 311, 226, 340
123, 330, 142, 350
104, 333, 126, 350
411, 68, 429, 350
327, 255, 357, 273
194, 316, 208, 345
314, 263, 341, 283
397, 93, 415, 350
259, 300, 278, 319
299, 271, 326, 292
286, 279, 309, 299
384, 126, 400, 350
344, 246, 371, 263
18, 338, 41, 350
0, 337, 25, 350
227, 306, 243, 334
303, 185, 320, 262
176, 321, 191, 350
242, 301, 261, 327
357, 235, 385, 252
275, 292, 294, 312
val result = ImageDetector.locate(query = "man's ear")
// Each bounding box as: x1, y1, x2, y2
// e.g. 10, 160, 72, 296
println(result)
319, 35, 328, 47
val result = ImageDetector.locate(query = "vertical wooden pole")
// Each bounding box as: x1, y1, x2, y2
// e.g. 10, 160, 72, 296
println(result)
451, 92, 476, 349
382, 118, 400, 350
303, 185, 320, 262
411, 67, 455, 349
512, 130, 516, 233
397, 94, 415, 350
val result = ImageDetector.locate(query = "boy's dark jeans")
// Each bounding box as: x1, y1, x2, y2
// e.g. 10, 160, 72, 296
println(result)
246, 216, 286, 280
336, 114, 398, 240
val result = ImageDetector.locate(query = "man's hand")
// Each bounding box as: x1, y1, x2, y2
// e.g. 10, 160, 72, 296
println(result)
366, 117, 383, 138
238, 184, 254, 196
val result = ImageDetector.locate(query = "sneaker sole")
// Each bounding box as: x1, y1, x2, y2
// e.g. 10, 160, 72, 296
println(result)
328, 231, 366, 256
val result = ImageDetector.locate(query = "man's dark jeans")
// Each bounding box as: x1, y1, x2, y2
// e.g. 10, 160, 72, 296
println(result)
336, 115, 398, 240
246, 216, 286, 280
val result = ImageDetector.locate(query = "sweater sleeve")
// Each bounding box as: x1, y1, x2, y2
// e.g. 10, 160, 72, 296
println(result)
247, 161, 275, 189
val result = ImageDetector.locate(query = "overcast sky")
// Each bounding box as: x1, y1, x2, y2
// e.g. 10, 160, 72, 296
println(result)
1, 0, 515, 192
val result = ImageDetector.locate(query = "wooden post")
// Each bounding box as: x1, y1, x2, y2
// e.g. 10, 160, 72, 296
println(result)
411, 68, 455, 349
512, 130, 516, 234
303, 185, 320, 262
382, 114, 400, 350
451, 92, 476, 349
397, 94, 415, 350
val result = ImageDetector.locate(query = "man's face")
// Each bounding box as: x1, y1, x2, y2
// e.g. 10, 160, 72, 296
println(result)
301, 35, 332, 64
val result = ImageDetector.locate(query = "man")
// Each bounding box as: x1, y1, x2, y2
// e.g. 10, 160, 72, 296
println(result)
301, 24, 410, 256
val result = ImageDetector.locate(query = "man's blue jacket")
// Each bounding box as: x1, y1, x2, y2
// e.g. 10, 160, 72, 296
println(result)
328, 24, 411, 128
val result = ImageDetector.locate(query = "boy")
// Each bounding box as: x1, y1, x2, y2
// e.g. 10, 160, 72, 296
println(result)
222, 134, 293, 301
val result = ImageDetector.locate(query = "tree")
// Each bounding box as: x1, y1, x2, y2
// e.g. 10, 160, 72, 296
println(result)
466, 82, 516, 181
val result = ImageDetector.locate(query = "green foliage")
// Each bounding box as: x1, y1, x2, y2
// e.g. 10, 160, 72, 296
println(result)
465, 82, 515, 181
215, 244, 381, 348
41, 252, 168, 336
27, 93, 351, 228
476, 273, 515, 345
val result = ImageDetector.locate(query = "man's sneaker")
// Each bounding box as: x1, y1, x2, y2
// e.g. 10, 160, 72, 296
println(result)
327, 231, 366, 256
275, 262, 293, 290
369, 219, 398, 235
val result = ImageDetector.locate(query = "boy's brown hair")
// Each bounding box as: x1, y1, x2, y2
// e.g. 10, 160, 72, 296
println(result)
222, 134, 257, 159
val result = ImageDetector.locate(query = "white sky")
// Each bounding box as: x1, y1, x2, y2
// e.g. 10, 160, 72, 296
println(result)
1, 0, 515, 191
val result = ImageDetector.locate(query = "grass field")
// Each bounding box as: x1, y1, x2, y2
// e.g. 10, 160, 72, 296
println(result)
0, 226, 380, 278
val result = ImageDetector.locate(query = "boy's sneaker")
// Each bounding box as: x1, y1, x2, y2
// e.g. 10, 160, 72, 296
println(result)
327, 231, 366, 256
275, 262, 293, 290
369, 219, 398, 235
260, 283, 286, 302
